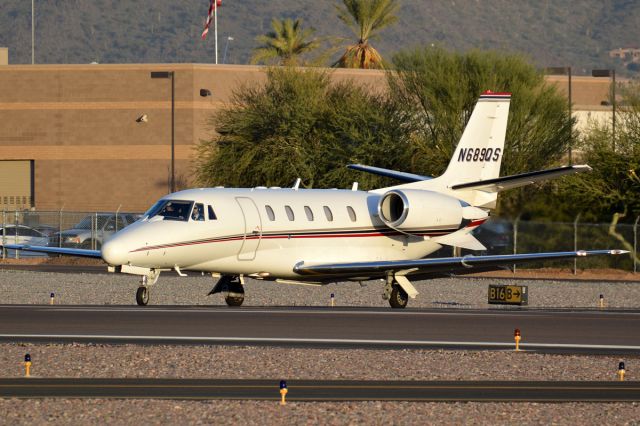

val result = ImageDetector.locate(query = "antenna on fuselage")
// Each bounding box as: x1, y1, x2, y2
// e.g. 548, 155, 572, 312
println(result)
351, 182, 359, 191
292, 178, 301, 190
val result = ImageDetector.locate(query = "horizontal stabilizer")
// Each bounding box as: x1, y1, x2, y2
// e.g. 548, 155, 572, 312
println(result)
347, 164, 432, 183
451, 165, 591, 192
433, 232, 486, 251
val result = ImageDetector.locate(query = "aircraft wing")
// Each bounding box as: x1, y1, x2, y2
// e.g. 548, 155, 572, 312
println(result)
294, 249, 627, 278
1, 244, 102, 258
347, 164, 432, 183
450, 165, 591, 192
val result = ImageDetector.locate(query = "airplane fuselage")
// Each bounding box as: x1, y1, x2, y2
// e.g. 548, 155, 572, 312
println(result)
102, 187, 472, 281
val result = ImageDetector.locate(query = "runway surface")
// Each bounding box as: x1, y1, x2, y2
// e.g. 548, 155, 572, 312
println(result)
1, 378, 639, 401
1, 305, 639, 354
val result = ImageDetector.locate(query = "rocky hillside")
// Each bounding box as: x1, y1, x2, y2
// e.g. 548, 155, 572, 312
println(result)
1, 0, 639, 75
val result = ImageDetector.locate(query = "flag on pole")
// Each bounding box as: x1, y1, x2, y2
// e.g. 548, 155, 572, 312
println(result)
201, 0, 222, 40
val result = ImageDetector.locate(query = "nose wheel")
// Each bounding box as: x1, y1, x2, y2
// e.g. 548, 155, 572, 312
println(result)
135, 272, 160, 306
136, 286, 149, 306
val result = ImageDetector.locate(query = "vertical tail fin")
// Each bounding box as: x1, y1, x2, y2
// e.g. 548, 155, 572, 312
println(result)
441, 91, 511, 184
381, 91, 511, 209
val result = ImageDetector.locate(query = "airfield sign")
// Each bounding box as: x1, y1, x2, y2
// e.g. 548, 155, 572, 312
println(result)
488, 285, 528, 305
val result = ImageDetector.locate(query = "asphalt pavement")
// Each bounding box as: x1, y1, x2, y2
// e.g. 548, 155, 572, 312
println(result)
1, 378, 639, 401
1, 305, 639, 354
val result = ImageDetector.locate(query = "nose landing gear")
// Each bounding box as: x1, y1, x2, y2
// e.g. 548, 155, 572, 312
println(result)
135, 271, 161, 306
136, 286, 149, 306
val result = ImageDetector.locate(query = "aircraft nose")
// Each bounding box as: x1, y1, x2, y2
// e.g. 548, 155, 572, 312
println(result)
101, 239, 128, 266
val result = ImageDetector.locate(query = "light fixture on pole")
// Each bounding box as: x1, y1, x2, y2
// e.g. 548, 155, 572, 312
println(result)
545, 66, 573, 164
223, 36, 234, 64
592, 68, 616, 151
150, 71, 176, 193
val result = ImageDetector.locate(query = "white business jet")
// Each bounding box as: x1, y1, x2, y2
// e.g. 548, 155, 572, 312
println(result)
4, 91, 627, 308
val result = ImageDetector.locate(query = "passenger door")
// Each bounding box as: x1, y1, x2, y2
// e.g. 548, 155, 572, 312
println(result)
235, 197, 262, 261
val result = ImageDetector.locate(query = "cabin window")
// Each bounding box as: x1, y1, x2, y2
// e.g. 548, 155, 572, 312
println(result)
304, 206, 314, 221
323, 206, 333, 222
265, 205, 275, 221
285, 205, 295, 221
191, 203, 205, 221
347, 206, 357, 222
208, 205, 217, 220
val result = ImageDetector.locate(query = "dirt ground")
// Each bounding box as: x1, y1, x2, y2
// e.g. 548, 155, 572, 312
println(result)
472, 267, 640, 282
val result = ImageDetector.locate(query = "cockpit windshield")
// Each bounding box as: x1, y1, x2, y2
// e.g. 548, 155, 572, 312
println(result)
143, 200, 194, 222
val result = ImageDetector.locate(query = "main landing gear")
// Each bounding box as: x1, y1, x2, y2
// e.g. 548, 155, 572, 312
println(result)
136, 271, 161, 306
383, 274, 412, 309
389, 284, 409, 309
209, 275, 245, 307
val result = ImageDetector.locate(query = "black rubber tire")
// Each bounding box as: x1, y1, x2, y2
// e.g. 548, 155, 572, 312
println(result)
136, 286, 149, 306
389, 284, 408, 309
225, 295, 244, 307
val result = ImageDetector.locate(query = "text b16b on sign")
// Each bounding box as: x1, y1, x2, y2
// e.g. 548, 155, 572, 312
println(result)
488, 285, 528, 305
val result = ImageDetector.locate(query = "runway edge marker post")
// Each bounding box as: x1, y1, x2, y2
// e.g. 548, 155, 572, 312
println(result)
618, 362, 625, 381
514, 328, 521, 351
280, 380, 288, 405
24, 354, 31, 377
599, 294, 604, 309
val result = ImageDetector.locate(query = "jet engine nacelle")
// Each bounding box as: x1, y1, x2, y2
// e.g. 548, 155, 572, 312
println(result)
377, 189, 486, 233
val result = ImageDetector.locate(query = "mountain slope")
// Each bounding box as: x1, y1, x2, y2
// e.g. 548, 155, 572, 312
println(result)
1, 0, 639, 75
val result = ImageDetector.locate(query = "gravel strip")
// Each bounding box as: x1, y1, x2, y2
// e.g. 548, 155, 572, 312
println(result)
0, 344, 637, 381
0, 270, 639, 309
0, 344, 639, 425
1, 400, 639, 426
1, 270, 639, 424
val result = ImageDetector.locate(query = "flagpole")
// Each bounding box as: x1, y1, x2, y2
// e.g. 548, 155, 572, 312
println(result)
214, 0, 218, 64
31, 0, 35, 64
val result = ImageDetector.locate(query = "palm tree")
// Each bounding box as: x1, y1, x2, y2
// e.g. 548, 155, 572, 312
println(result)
335, 0, 399, 69
251, 18, 320, 66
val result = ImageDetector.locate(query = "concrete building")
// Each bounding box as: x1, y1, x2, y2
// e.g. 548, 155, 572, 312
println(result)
0, 61, 613, 212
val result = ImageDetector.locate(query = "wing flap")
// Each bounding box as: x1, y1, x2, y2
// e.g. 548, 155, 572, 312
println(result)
295, 250, 627, 277
450, 165, 591, 192
1, 244, 102, 259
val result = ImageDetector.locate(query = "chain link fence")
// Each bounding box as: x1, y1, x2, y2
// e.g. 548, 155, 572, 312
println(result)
477, 216, 639, 272
1, 210, 141, 258
422, 216, 639, 273
0, 210, 638, 272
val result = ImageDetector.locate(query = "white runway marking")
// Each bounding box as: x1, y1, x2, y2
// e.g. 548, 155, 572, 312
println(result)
1, 334, 640, 351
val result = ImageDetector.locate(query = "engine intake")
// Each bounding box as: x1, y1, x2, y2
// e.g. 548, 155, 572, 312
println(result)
378, 189, 471, 233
